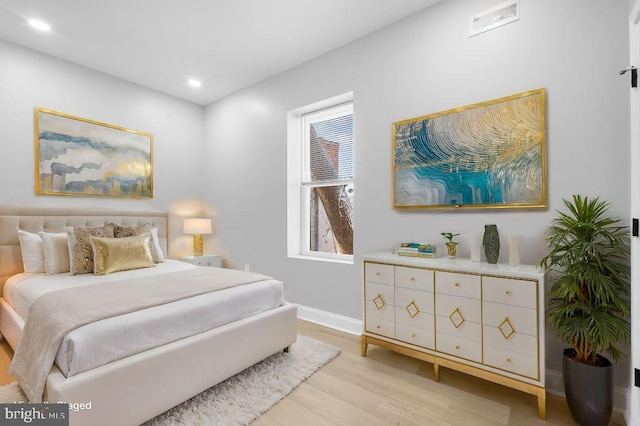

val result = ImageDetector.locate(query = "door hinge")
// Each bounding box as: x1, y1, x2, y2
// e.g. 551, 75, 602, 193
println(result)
635, 368, 640, 387
620, 66, 637, 88
633, 218, 639, 237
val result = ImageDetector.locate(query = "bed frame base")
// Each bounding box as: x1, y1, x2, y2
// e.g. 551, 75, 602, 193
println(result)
3, 301, 297, 426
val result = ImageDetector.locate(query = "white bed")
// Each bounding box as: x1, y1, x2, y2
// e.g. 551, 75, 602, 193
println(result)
0, 208, 298, 426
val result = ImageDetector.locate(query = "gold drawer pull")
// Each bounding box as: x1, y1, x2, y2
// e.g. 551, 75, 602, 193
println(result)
376, 325, 381, 329
376, 272, 380, 276
499, 317, 515, 339
412, 333, 416, 338
455, 345, 460, 350
506, 358, 512, 363
449, 308, 465, 328
373, 295, 385, 310
410, 277, 416, 282
505, 290, 511, 295
406, 301, 419, 318
454, 282, 460, 287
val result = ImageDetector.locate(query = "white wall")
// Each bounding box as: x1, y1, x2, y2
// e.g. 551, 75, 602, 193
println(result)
204, 0, 631, 388
0, 40, 207, 257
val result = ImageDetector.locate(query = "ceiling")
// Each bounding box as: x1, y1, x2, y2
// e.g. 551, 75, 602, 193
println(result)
0, 0, 443, 106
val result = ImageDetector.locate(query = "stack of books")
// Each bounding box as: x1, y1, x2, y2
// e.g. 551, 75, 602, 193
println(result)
393, 243, 440, 258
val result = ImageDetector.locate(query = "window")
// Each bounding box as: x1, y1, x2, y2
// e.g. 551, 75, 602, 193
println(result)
287, 93, 354, 263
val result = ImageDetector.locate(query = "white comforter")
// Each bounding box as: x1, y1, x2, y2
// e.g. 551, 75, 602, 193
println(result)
4, 260, 284, 377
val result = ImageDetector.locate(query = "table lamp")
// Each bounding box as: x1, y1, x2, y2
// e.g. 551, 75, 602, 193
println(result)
183, 218, 212, 256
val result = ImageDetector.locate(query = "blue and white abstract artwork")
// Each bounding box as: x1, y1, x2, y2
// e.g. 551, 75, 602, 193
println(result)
393, 89, 546, 209
36, 109, 153, 198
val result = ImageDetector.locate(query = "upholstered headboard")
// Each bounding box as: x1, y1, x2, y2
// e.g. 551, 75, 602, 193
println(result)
0, 208, 169, 290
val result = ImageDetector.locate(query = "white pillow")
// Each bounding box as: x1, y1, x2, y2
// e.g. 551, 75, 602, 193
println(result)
150, 227, 165, 262
39, 232, 70, 274
17, 229, 45, 273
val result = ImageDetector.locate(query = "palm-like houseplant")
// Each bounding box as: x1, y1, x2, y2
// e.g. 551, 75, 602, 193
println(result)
539, 194, 630, 425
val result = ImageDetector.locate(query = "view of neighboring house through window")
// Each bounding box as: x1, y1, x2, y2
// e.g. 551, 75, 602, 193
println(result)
301, 102, 354, 259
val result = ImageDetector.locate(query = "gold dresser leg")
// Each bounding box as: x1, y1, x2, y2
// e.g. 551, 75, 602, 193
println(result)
537, 389, 546, 420
434, 363, 440, 382
360, 335, 368, 357
283, 345, 291, 353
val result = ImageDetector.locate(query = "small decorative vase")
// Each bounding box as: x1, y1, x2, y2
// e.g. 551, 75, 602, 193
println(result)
469, 233, 482, 262
508, 235, 523, 267
483, 224, 500, 264
446, 242, 457, 258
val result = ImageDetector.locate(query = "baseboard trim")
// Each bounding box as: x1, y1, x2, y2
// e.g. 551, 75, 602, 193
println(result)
294, 304, 362, 335
294, 304, 629, 412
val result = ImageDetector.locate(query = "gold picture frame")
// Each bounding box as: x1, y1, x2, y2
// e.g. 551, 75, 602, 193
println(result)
35, 108, 153, 198
393, 89, 546, 209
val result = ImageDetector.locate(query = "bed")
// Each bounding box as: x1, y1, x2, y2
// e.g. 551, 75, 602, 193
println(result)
0, 208, 298, 426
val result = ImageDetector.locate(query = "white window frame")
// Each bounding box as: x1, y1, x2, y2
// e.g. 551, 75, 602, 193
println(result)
287, 92, 354, 264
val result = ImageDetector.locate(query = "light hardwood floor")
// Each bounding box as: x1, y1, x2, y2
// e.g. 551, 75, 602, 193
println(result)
0, 321, 627, 425
255, 320, 626, 426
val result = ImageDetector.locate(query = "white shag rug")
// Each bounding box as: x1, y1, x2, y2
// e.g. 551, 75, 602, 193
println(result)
0, 335, 340, 425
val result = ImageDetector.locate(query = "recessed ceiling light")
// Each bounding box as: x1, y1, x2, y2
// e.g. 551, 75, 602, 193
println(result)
187, 79, 202, 88
28, 18, 51, 32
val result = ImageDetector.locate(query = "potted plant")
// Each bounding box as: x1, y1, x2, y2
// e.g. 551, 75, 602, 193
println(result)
441, 232, 460, 258
539, 195, 630, 426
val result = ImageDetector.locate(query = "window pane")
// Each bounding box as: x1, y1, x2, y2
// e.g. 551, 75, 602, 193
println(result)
308, 113, 353, 182
308, 184, 353, 255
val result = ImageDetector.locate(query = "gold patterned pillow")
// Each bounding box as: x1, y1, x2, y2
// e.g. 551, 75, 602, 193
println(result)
67, 224, 115, 275
91, 234, 155, 275
111, 223, 163, 263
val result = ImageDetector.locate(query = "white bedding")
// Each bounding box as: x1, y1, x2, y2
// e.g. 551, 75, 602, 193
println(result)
4, 260, 284, 377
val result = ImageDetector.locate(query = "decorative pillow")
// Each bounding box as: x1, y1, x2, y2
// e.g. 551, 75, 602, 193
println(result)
39, 232, 70, 274
17, 229, 45, 273
150, 227, 165, 262
68, 224, 115, 275
90, 234, 155, 275
112, 223, 163, 263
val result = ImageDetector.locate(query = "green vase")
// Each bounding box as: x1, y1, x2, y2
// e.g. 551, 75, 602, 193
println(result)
483, 224, 500, 264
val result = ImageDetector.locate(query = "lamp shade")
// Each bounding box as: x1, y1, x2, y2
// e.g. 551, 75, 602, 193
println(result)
183, 218, 212, 235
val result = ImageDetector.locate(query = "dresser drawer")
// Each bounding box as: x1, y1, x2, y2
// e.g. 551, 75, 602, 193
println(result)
365, 281, 394, 307
435, 293, 481, 323
483, 301, 537, 337
484, 344, 538, 379
395, 306, 434, 329
436, 333, 482, 363
483, 276, 537, 309
436, 314, 482, 342
396, 287, 434, 314
365, 262, 394, 285
365, 317, 395, 338
366, 300, 394, 322
483, 325, 538, 357
395, 266, 434, 291
396, 323, 435, 350
435, 271, 481, 299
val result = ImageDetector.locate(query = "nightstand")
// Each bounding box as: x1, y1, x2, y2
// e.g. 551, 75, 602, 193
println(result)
179, 254, 222, 268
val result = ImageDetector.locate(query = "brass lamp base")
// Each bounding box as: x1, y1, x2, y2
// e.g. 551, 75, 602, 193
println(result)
193, 234, 203, 256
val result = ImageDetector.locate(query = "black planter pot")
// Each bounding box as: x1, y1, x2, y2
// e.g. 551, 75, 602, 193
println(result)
562, 348, 613, 426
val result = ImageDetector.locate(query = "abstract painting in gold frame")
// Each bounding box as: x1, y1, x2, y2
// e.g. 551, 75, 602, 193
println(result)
35, 108, 153, 198
393, 89, 546, 209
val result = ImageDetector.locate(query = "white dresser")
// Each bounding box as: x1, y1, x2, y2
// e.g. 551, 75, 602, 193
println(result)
362, 251, 546, 419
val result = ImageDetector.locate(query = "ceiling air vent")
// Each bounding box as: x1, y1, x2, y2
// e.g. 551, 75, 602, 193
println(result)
469, 0, 519, 37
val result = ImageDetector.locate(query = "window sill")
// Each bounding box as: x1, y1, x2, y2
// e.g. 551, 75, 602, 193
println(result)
288, 254, 353, 265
